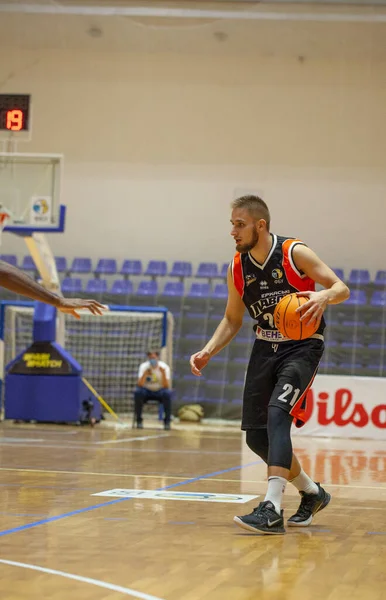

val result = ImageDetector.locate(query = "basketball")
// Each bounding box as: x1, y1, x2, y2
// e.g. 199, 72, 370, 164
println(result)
274, 293, 317, 340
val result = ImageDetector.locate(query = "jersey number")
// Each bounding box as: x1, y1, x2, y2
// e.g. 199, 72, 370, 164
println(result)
263, 313, 275, 328
278, 383, 301, 407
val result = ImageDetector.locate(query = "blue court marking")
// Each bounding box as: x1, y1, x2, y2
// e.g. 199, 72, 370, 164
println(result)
168, 522, 195, 525
366, 531, 386, 535
0, 459, 263, 538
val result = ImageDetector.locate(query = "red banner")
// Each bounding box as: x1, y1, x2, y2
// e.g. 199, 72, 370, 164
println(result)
292, 375, 386, 440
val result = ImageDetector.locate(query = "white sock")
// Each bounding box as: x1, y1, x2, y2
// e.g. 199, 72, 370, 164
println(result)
290, 469, 318, 495
264, 476, 287, 515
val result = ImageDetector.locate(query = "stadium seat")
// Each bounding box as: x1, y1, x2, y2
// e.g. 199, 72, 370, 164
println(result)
220, 263, 229, 278
188, 283, 211, 297
374, 270, 386, 286
195, 262, 219, 279
145, 260, 167, 278
136, 280, 158, 295
332, 268, 344, 280
211, 284, 227, 298
168, 261, 192, 278
371, 291, 386, 307
110, 280, 133, 295
21, 256, 36, 272
348, 269, 370, 285
61, 277, 83, 294
70, 257, 92, 274
86, 279, 108, 294
0, 254, 17, 266
95, 258, 117, 276
120, 260, 142, 277
55, 256, 67, 273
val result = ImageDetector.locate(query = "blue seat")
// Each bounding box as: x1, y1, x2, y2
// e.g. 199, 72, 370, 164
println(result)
55, 256, 67, 273
211, 284, 227, 298
86, 279, 108, 294
344, 289, 367, 305
195, 262, 219, 279
21, 256, 36, 271
371, 291, 386, 307
145, 260, 167, 277
348, 269, 370, 285
169, 261, 192, 278
61, 277, 83, 293
188, 283, 211, 297
162, 281, 184, 296
332, 268, 344, 280
0, 254, 17, 266
70, 257, 92, 274
136, 280, 158, 296
110, 280, 133, 295
374, 270, 386, 286
95, 259, 117, 276
220, 263, 229, 278
120, 260, 142, 277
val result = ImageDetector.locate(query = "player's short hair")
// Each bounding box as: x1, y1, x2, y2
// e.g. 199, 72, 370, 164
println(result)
147, 349, 160, 357
231, 195, 270, 231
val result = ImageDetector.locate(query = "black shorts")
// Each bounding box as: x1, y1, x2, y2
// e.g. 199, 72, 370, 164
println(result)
242, 337, 324, 430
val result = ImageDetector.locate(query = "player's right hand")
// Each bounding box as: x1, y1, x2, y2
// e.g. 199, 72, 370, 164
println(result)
190, 350, 211, 376
57, 298, 106, 319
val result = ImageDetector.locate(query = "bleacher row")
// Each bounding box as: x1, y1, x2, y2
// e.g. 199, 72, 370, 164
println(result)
1, 255, 386, 410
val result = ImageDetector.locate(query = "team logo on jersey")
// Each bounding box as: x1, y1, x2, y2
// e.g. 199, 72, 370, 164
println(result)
271, 268, 283, 280
245, 274, 257, 286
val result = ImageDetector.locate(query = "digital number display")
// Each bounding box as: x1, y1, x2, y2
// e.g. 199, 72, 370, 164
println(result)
0, 94, 30, 132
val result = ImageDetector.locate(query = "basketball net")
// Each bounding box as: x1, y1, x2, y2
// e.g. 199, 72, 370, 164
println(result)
0, 209, 11, 246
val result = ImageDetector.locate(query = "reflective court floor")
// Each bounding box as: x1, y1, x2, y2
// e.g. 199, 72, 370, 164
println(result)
0, 419, 384, 600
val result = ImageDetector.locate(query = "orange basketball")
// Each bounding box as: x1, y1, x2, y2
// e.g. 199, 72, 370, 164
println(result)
273, 293, 317, 341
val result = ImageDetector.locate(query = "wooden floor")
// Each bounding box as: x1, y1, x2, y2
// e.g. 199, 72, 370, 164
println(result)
0, 418, 385, 600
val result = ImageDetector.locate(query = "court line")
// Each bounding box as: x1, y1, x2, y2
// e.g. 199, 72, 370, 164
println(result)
0, 559, 165, 600
0, 460, 263, 538
0, 468, 385, 490
0, 442, 241, 455
95, 434, 170, 445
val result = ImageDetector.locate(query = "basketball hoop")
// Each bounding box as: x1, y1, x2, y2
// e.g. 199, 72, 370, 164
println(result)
0, 208, 11, 246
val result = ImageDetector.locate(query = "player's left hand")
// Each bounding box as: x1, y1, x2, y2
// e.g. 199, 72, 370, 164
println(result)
296, 291, 328, 327
57, 298, 106, 319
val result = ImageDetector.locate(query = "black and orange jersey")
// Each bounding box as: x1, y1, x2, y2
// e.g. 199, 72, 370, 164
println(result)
231, 234, 325, 342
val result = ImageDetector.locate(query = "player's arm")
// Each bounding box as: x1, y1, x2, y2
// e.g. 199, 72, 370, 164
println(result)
292, 245, 350, 325
190, 266, 245, 376
0, 260, 104, 318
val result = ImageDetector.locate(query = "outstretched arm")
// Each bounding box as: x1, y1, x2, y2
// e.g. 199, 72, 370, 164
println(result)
0, 260, 104, 318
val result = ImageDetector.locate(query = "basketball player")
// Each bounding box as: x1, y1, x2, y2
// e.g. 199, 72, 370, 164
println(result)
190, 196, 350, 535
0, 258, 104, 317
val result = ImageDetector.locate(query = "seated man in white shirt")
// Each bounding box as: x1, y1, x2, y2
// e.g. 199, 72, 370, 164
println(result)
134, 350, 172, 430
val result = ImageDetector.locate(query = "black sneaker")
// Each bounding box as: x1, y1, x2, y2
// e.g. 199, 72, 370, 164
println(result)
164, 422, 171, 431
287, 482, 331, 527
136, 421, 143, 429
233, 501, 285, 535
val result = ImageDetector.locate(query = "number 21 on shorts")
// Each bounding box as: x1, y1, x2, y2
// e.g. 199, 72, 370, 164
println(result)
278, 384, 301, 406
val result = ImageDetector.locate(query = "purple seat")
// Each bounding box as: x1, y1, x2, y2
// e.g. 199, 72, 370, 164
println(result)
144, 260, 167, 277
211, 284, 227, 298
371, 291, 386, 307
86, 279, 108, 294
21, 256, 36, 271
374, 270, 386, 286
70, 257, 92, 274
168, 261, 192, 278
196, 262, 219, 279
162, 281, 184, 296
0, 254, 17, 267
61, 277, 83, 293
136, 280, 158, 295
55, 256, 67, 273
220, 263, 229, 278
348, 269, 370, 285
188, 283, 210, 297
110, 280, 133, 295
95, 259, 117, 276
332, 268, 344, 280
120, 260, 142, 277
344, 289, 367, 305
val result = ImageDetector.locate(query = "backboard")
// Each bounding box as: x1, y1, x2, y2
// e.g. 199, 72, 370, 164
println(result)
0, 153, 65, 236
